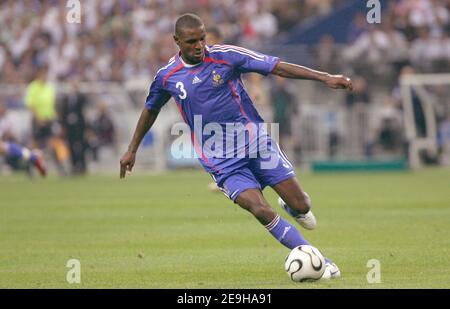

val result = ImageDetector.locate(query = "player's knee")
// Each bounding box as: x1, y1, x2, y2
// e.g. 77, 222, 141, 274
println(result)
238, 198, 274, 222
289, 192, 312, 213
250, 202, 276, 223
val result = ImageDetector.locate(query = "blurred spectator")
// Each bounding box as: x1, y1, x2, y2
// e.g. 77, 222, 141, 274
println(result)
270, 76, 297, 150
0, 102, 15, 142
94, 102, 116, 149
345, 26, 392, 79
345, 0, 450, 78
272, 1, 301, 37
206, 26, 223, 46
86, 102, 116, 162
347, 12, 369, 43
374, 98, 404, 155
250, 4, 278, 42
325, 111, 340, 158
410, 26, 450, 73
59, 79, 88, 175
316, 35, 339, 73
381, 19, 410, 76
407, 0, 449, 38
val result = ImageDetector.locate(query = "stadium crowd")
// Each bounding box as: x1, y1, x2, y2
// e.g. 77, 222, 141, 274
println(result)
0, 0, 345, 84
345, 0, 450, 82
0, 0, 448, 84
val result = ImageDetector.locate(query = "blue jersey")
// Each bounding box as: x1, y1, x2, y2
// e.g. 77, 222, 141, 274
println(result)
145, 44, 280, 174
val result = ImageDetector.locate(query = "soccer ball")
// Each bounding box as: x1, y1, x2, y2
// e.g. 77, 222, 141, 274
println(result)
285, 245, 326, 282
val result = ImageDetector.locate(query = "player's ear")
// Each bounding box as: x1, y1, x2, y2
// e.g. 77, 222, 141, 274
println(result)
173, 34, 180, 47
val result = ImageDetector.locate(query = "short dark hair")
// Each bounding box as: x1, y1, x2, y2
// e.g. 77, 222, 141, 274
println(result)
175, 13, 204, 36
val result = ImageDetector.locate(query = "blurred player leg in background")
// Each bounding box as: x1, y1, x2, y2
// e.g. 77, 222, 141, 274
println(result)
0, 141, 46, 177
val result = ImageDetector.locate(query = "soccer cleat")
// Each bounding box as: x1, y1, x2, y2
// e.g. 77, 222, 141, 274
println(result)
278, 196, 317, 230
322, 261, 341, 279
31, 150, 47, 177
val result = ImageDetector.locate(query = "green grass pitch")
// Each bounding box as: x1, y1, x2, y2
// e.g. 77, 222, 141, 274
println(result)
0, 168, 449, 288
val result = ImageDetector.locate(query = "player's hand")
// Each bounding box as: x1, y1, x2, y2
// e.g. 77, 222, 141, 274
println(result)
324, 74, 353, 91
120, 151, 136, 179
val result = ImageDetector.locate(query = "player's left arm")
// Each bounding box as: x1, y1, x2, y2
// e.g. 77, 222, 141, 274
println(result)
271, 61, 353, 91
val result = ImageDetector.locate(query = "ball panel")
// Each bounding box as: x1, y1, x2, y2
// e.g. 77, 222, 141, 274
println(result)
285, 245, 326, 282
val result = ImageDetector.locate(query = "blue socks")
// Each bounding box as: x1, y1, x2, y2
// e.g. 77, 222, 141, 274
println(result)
265, 213, 333, 264
265, 214, 310, 249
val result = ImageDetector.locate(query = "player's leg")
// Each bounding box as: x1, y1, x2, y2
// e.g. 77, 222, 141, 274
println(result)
270, 180, 339, 278
248, 137, 339, 278
236, 188, 339, 278
250, 137, 316, 230
276, 179, 340, 277
0, 141, 46, 176
213, 168, 311, 249
217, 168, 339, 278
272, 177, 317, 230
235, 188, 311, 249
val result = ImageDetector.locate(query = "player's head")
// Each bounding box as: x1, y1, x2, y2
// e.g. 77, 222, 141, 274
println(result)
36, 65, 49, 81
174, 13, 206, 65
206, 26, 223, 45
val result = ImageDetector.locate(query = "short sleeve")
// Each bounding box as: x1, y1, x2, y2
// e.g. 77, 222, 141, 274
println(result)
223, 45, 280, 76
144, 74, 171, 112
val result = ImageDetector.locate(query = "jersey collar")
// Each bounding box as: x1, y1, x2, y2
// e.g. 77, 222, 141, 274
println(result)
177, 50, 207, 68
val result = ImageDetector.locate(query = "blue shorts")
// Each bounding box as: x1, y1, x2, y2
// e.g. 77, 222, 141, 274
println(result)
211, 141, 295, 202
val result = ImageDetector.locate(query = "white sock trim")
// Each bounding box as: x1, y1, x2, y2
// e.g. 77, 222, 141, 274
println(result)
264, 214, 280, 231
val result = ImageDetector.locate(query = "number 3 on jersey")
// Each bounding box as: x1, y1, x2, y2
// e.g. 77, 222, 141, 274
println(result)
176, 82, 187, 99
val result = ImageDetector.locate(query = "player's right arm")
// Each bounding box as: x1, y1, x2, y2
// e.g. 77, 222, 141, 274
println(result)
120, 72, 171, 179
213, 44, 352, 90
271, 61, 353, 90
120, 108, 159, 178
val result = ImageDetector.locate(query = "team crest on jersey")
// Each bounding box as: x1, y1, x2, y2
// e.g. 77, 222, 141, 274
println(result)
212, 70, 224, 86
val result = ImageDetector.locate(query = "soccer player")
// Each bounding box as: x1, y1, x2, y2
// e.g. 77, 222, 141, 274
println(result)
0, 142, 46, 177
120, 14, 353, 279
0, 103, 46, 177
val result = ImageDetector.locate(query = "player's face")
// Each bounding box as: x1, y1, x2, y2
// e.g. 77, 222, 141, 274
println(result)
174, 26, 207, 64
